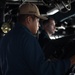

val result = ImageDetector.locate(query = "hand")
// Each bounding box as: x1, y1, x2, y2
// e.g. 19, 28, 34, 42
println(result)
70, 55, 75, 66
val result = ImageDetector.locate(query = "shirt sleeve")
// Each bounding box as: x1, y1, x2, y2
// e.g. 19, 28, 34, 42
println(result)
23, 35, 70, 75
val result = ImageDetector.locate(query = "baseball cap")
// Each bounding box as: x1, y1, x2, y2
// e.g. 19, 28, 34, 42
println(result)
19, 3, 48, 20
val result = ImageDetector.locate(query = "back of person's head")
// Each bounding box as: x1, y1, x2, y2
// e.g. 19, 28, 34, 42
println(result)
17, 2, 47, 22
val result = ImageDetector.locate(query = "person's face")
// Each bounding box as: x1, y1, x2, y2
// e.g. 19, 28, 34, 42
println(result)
47, 20, 56, 34
29, 16, 40, 34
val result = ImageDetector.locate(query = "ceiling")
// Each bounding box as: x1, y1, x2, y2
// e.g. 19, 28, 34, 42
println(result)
0, 0, 75, 21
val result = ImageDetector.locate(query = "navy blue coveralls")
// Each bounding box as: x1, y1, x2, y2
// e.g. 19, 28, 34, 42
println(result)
0, 23, 70, 75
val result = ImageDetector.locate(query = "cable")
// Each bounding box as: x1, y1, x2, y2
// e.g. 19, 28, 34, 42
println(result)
41, 0, 53, 7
